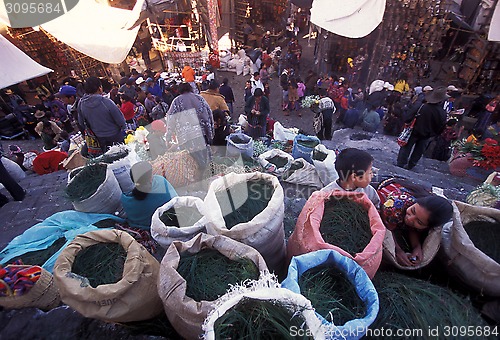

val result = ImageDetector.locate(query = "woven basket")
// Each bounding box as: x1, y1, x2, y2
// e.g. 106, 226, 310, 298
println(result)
0, 266, 60, 311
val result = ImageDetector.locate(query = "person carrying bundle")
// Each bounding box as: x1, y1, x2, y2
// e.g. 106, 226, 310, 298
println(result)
377, 178, 452, 266
121, 161, 177, 229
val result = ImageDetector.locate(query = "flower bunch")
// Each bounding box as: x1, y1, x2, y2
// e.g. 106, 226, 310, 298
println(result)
301, 95, 320, 108
453, 138, 500, 170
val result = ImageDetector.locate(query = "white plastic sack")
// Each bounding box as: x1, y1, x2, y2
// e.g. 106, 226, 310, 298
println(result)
235, 61, 244, 75
22, 152, 37, 171
258, 149, 294, 177
151, 196, 207, 248
102, 145, 139, 193
312, 144, 339, 186
1, 157, 25, 182
204, 172, 286, 272
226, 133, 254, 159
70, 166, 123, 215
203, 274, 326, 339
243, 65, 251, 76
283, 158, 324, 188
273, 121, 298, 142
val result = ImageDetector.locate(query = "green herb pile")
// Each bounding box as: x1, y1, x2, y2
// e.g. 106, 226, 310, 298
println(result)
72, 242, 127, 288
266, 155, 289, 168
320, 198, 372, 256
299, 265, 365, 326
368, 271, 487, 338
176, 249, 259, 302
65, 163, 107, 201
214, 297, 312, 339
159, 206, 203, 227
215, 179, 274, 229
464, 221, 500, 263
11, 238, 66, 266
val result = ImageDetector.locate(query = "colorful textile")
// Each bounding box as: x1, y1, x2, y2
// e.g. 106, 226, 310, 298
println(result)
377, 179, 416, 231
0, 261, 41, 297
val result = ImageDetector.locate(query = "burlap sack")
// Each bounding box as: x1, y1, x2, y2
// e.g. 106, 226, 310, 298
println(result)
53, 229, 163, 322
151, 196, 207, 248
203, 273, 326, 339
287, 191, 386, 278
282, 158, 324, 188
62, 151, 88, 171
158, 233, 268, 340
382, 226, 442, 270
0, 267, 60, 311
203, 172, 286, 272
441, 201, 500, 296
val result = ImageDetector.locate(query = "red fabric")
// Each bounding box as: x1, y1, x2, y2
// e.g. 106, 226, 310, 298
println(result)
32, 150, 67, 175
120, 101, 135, 121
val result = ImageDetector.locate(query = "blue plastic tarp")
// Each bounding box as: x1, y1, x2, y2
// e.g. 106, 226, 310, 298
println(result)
0, 210, 124, 272
281, 249, 379, 340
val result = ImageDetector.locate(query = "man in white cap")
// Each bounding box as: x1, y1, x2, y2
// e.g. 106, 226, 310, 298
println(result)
135, 77, 147, 92
423, 85, 433, 93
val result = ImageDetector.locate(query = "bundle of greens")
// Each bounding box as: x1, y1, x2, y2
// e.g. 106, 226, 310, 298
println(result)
96, 148, 129, 164
72, 242, 127, 288
368, 271, 487, 338
214, 297, 311, 339
299, 265, 365, 326
159, 206, 203, 228
230, 135, 250, 144
297, 139, 319, 149
266, 155, 289, 169
312, 149, 328, 162
11, 238, 66, 266
176, 249, 259, 302
464, 221, 500, 263
320, 198, 372, 256
215, 179, 275, 229
65, 164, 107, 201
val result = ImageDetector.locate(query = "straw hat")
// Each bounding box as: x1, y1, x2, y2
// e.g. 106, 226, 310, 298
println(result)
34, 110, 46, 119
425, 87, 449, 104
5, 89, 14, 95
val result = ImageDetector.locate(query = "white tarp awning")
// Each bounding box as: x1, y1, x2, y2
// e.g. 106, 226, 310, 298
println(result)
311, 0, 386, 38
488, 1, 500, 41
0, 34, 53, 89
0, 0, 144, 64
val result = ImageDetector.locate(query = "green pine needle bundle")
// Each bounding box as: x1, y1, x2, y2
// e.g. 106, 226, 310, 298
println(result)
297, 140, 319, 149
93, 219, 121, 228
65, 163, 107, 201
11, 238, 66, 266
283, 161, 304, 180
320, 198, 372, 256
214, 297, 312, 340
72, 242, 127, 288
97, 149, 129, 164
216, 179, 275, 230
368, 271, 487, 338
159, 206, 203, 228
177, 249, 259, 302
266, 155, 289, 168
299, 265, 366, 326
312, 149, 328, 162
464, 221, 500, 263
230, 135, 250, 144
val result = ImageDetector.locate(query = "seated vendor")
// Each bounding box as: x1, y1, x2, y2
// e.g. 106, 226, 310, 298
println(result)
377, 178, 453, 267
121, 161, 178, 229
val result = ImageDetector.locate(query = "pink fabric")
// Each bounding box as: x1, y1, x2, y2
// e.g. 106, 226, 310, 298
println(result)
287, 190, 386, 278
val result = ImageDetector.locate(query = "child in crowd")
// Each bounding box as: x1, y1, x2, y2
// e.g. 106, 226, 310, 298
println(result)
212, 109, 232, 147
321, 148, 380, 208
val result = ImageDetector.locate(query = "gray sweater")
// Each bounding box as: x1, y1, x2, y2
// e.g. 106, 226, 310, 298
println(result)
78, 94, 126, 137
